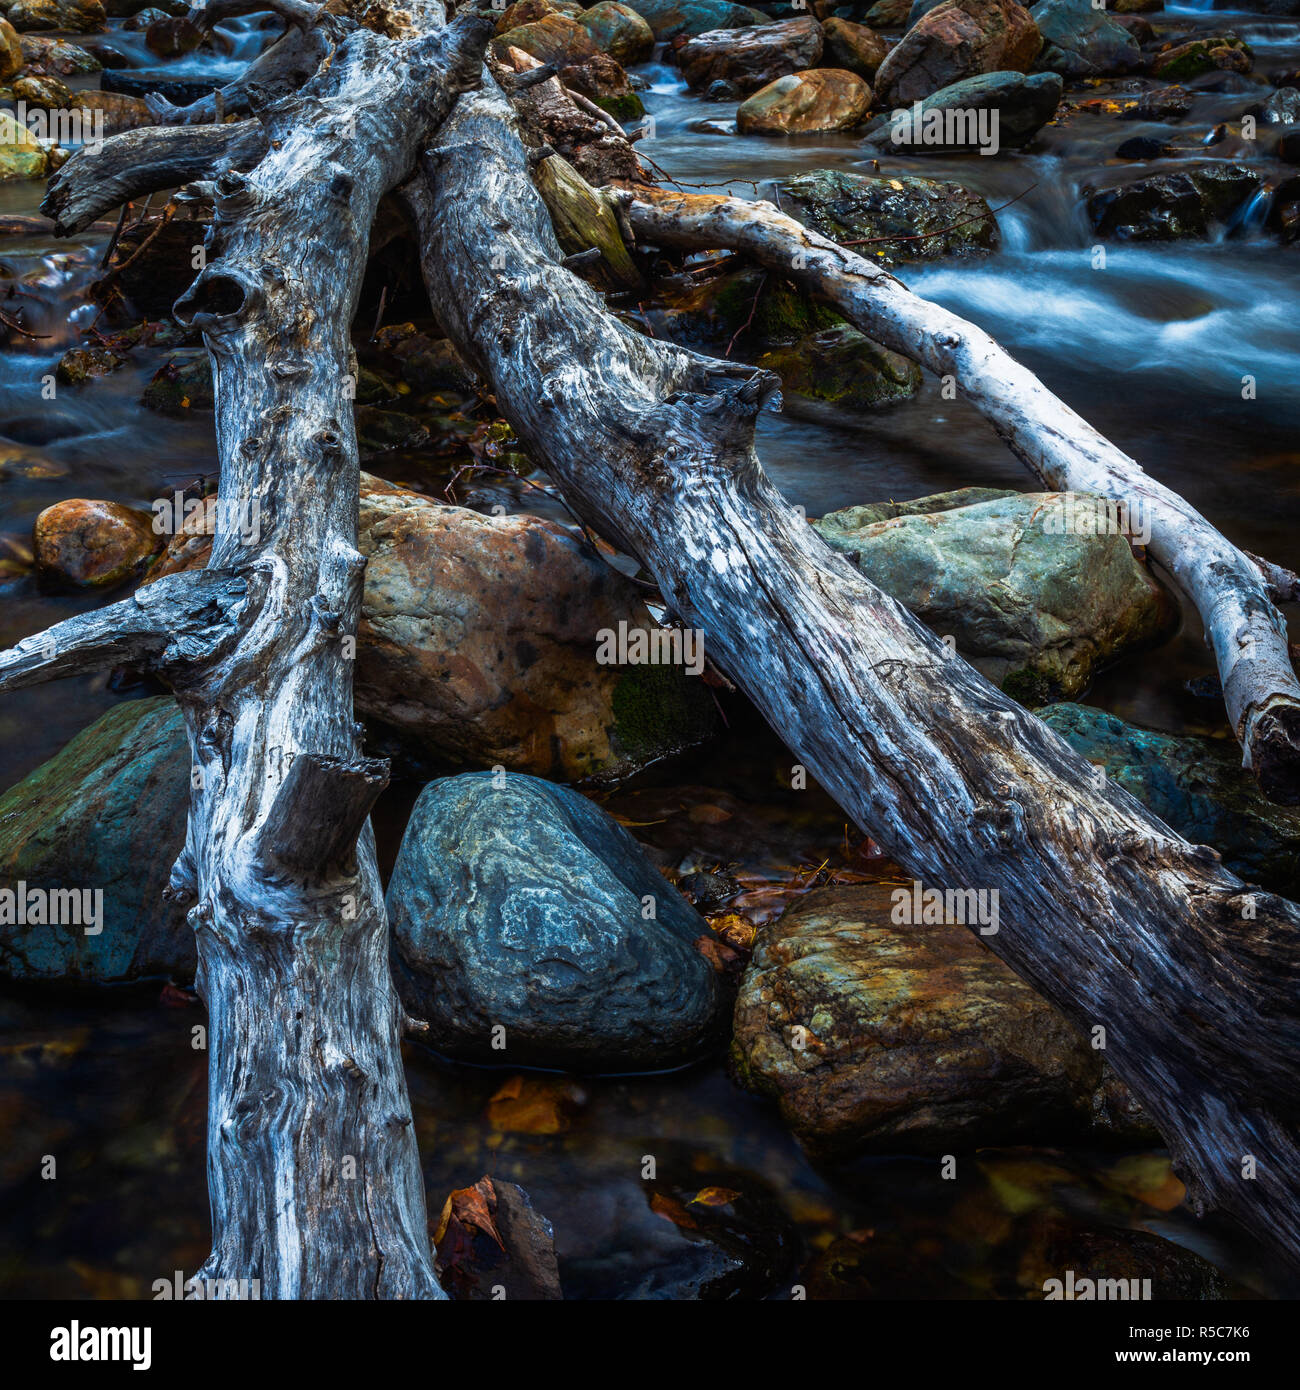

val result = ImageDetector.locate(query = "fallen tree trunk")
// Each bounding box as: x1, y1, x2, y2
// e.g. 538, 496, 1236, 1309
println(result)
409, 82, 1300, 1281
619, 187, 1300, 805
8, 1, 492, 1299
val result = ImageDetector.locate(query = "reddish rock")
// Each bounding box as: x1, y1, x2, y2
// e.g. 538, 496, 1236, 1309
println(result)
33, 498, 162, 589
873, 0, 1041, 107
735, 67, 872, 133
677, 17, 824, 95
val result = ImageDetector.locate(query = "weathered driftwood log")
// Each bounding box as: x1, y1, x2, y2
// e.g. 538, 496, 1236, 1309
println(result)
42, 121, 266, 236
7, 3, 493, 1299
409, 82, 1300, 1280
619, 188, 1300, 805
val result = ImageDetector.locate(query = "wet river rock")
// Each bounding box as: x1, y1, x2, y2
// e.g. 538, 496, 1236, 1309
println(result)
1040, 702, 1300, 899
773, 168, 999, 264
577, 1, 654, 64
0, 697, 191, 985
677, 16, 824, 95
735, 67, 872, 133
861, 69, 1063, 151
387, 771, 725, 1071
1086, 161, 1261, 241
873, 0, 1042, 107
1032, 0, 1141, 78
812, 487, 1178, 703
623, 0, 767, 39
730, 885, 1153, 1157
33, 497, 162, 589
145, 476, 716, 782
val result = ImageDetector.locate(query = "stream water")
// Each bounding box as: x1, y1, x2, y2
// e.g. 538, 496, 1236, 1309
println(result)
0, 5, 1295, 1298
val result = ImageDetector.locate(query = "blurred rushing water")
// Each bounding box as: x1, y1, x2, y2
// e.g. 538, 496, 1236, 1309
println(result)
0, 7, 1296, 1299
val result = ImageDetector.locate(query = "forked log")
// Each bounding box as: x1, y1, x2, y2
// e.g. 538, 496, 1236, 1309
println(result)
620, 188, 1300, 804
5, 4, 493, 1299
409, 82, 1300, 1281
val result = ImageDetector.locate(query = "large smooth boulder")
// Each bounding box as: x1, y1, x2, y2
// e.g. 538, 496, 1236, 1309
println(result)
735, 68, 872, 133
862, 69, 1062, 151
812, 488, 1178, 702
1040, 703, 1300, 899
144, 477, 716, 782
578, 1, 654, 63
731, 886, 1150, 1157
677, 17, 823, 94
0, 698, 191, 984
387, 772, 725, 1071
622, 0, 766, 39
874, 0, 1041, 107
1033, 0, 1140, 77
1086, 162, 1260, 241
774, 168, 998, 266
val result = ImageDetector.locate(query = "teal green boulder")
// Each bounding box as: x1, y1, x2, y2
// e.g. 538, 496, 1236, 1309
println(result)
1039, 703, 1300, 898
0, 697, 192, 983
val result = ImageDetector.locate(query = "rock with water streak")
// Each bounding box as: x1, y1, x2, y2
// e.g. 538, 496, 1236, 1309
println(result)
735, 67, 871, 132
874, 0, 1041, 106
387, 771, 725, 1071
813, 487, 1178, 701
678, 17, 823, 94
1039, 703, 1300, 898
33, 498, 162, 589
1086, 161, 1260, 241
0, 697, 191, 985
